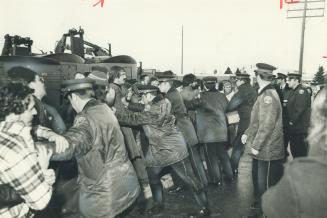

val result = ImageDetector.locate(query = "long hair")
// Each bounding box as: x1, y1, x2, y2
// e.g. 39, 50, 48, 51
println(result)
0, 82, 33, 121
307, 89, 327, 154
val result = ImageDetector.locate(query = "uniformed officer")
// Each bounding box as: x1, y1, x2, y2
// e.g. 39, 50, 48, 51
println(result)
157, 71, 208, 188
105, 66, 155, 212
137, 84, 211, 217
275, 72, 292, 160
197, 76, 234, 184
226, 73, 257, 175
52, 78, 140, 218
242, 63, 284, 215
286, 72, 311, 158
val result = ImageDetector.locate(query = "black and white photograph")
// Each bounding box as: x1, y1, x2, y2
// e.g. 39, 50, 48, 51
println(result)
0, 0, 326, 217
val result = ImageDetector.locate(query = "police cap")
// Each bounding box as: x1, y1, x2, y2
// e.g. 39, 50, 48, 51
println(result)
203, 76, 218, 84
137, 84, 159, 94
182, 74, 196, 86
155, 70, 176, 82
287, 72, 302, 80
236, 73, 250, 80
277, 73, 287, 79
254, 63, 277, 76
61, 78, 95, 93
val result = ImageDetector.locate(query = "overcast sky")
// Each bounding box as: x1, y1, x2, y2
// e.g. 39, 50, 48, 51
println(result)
1, 0, 326, 78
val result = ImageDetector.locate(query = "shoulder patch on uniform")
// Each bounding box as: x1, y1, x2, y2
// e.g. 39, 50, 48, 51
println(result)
299, 89, 304, 94
73, 116, 88, 127
263, 96, 272, 104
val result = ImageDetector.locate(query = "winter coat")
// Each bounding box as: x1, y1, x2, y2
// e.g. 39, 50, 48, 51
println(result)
286, 84, 311, 134
166, 88, 199, 146
245, 84, 284, 161
226, 83, 257, 135
52, 99, 140, 218
109, 83, 150, 160
196, 90, 229, 143
143, 97, 189, 167
262, 154, 327, 218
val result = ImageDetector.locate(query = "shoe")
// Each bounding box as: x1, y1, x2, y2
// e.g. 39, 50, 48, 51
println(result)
187, 207, 211, 217
167, 185, 184, 194
250, 202, 261, 210
144, 203, 164, 215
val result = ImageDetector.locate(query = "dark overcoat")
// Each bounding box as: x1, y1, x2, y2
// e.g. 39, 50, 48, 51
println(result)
143, 97, 189, 167
52, 99, 140, 218
226, 83, 257, 135
286, 84, 311, 134
196, 90, 229, 143
166, 88, 199, 146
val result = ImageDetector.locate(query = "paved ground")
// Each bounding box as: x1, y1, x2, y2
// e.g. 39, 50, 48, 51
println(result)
126, 152, 256, 218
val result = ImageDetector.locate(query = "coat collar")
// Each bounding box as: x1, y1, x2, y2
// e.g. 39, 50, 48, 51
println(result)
258, 84, 275, 96
82, 98, 99, 111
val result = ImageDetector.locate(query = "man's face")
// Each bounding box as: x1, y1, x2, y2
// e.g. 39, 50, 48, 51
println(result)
29, 75, 46, 99
276, 78, 283, 85
288, 78, 297, 89
158, 81, 170, 93
18, 95, 37, 126
116, 71, 127, 84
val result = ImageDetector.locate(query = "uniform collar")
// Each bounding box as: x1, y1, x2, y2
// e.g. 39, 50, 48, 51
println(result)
82, 98, 98, 111
258, 84, 275, 96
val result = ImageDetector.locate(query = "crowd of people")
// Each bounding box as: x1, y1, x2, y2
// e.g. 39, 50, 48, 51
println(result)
0, 62, 326, 218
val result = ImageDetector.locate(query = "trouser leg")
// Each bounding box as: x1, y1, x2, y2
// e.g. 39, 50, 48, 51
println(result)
231, 133, 245, 171
290, 133, 308, 158
147, 167, 164, 205
255, 159, 284, 209
188, 145, 209, 188
216, 142, 234, 181
283, 124, 290, 159
252, 159, 259, 201
171, 158, 208, 208
203, 143, 221, 184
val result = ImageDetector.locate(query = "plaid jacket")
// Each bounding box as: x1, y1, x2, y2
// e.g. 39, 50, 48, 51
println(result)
0, 122, 52, 218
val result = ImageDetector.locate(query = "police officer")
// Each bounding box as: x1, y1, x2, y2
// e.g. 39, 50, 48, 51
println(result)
286, 72, 311, 158
52, 78, 140, 218
226, 73, 257, 175
197, 76, 234, 184
157, 71, 208, 188
137, 84, 210, 217
242, 63, 284, 215
275, 72, 292, 160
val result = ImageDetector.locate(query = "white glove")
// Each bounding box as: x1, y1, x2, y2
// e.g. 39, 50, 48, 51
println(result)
241, 134, 247, 144
251, 148, 259, 155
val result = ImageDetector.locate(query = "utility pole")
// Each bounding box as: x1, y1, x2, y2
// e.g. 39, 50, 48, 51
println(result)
286, 0, 325, 75
181, 26, 184, 75
298, 0, 308, 75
